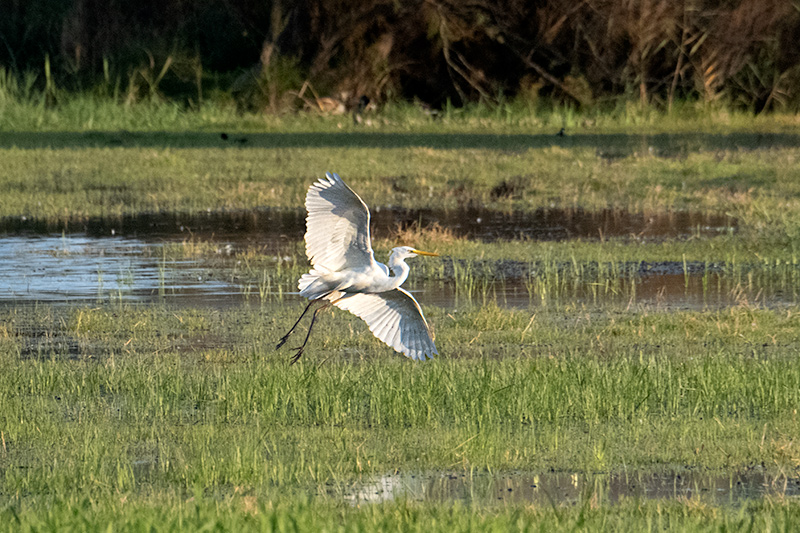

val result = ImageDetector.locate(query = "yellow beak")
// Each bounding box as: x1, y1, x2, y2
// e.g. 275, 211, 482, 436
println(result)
412, 249, 439, 257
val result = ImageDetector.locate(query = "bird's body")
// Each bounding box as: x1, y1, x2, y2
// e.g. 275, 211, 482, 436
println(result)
299, 250, 410, 298
277, 172, 439, 362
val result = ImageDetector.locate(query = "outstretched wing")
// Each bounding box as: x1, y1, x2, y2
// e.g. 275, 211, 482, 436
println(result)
304, 172, 375, 271
333, 288, 438, 361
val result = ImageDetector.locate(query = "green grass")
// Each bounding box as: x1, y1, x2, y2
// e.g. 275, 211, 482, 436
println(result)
2, 303, 800, 528
2, 144, 800, 243
5, 495, 800, 532
3, 105, 800, 528
2, 87, 800, 133
3, 495, 800, 532
4, 304, 800, 477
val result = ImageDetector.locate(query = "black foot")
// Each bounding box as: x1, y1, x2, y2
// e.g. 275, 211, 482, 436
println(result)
290, 347, 305, 365
276, 335, 290, 350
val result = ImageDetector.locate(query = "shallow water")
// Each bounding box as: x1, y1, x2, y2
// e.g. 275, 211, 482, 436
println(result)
0, 206, 741, 308
1, 206, 735, 244
0, 235, 238, 306
415, 270, 795, 311
335, 469, 800, 507
0, 233, 794, 309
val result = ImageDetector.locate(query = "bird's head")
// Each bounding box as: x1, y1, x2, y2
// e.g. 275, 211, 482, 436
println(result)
391, 246, 439, 260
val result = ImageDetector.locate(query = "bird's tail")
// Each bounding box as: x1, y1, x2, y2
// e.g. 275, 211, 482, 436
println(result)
298, 269, 331, 300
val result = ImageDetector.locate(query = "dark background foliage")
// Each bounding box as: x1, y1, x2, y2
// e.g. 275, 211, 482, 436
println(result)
1, 0, 798, 111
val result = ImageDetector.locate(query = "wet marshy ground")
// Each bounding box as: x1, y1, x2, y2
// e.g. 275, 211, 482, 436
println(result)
0, 207, 761, 309
0, 235, 237, 306
4, 235, 785, 308
1, 205, 797, 511
5, 132, 800, 525
1, 206, 735, 243
335, 469, 800, 507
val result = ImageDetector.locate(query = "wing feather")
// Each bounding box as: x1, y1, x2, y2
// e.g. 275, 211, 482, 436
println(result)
373, 315, 390, 338
410, 323, 423, 356
305, 172, 375, 271
333, 288, 438, 361
386, 325, 401, 350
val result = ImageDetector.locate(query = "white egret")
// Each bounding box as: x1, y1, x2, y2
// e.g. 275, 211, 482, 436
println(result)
276, 172, 439, 363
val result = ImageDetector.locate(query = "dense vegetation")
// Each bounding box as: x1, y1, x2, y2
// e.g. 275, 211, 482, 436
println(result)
3, 0, 799, 112
3, 302, 800, 530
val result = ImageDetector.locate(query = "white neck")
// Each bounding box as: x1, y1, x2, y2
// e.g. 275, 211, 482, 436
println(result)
387, 252, 411, 290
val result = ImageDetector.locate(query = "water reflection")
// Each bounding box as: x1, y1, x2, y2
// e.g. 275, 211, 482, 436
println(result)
0, 235, 238, 306
410, 270, 796, 311
1, 207, 735, 243
336, 469, 800, 506
0, 235, 795, 309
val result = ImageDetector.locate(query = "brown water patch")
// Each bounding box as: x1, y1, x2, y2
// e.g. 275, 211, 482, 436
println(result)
412, 270, 796, 311
0, 235, 793, 309
0, 207, 736, 244
336, 469, 800, 506
0, 235, 240, 306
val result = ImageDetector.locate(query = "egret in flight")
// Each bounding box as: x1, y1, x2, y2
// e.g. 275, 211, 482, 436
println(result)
276, 172, 439, 363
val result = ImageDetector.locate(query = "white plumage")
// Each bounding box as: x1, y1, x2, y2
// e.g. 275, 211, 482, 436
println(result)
333, 289, 435, 361
303, 173, 375, 272
277, 172, 439, 362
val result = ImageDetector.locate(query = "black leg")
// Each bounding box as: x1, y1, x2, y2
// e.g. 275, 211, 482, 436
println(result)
290, 303, 328, 364
276, 299, 317, 350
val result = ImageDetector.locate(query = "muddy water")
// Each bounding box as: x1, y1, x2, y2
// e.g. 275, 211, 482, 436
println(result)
414, 270, 792, 310
0, 233, 793, 308
336, 469, 800, 507
0, 235, 238, 306
0, 206, 747, 307
1, 206, 735, 244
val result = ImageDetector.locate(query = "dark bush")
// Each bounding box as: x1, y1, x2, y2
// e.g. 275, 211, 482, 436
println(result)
1, 0, 798, 111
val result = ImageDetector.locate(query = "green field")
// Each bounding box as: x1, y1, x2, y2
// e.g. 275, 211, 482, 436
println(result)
1, 107, 800, 531
3, 302, 800, 530
2, 127, 800, 249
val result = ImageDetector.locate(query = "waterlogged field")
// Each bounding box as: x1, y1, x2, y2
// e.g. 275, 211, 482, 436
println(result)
1, 121, 800, 530
3, 302, 800, 530
2, 132, 800, 224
